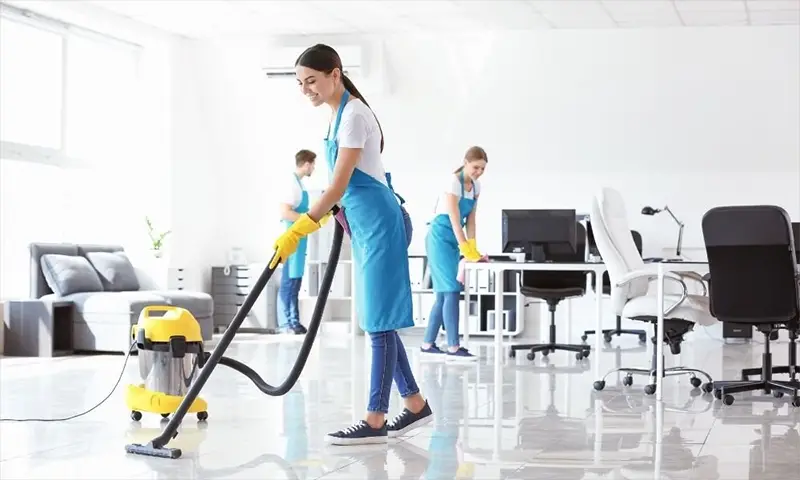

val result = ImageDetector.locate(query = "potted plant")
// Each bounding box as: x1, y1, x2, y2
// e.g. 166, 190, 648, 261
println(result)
145, 216, 171, 259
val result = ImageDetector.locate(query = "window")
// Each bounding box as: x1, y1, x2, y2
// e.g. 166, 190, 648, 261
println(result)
0, 7, 147, 299
0, 17, 64, 150
64, 35, 140, 164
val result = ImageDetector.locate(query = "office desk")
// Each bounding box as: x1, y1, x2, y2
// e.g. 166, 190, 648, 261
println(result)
463, 261, 608, 379
654, 261, 710, 401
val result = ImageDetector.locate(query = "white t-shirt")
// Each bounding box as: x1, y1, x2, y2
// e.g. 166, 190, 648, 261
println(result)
334, 99, 387, 186
278, 173, 305, 210
434, 174, 481, 216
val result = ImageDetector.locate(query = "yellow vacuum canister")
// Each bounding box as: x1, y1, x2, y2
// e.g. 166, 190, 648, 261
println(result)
126, 306, 209, 422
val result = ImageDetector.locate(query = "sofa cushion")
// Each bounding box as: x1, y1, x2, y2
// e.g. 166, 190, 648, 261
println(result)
64, 290, 213, 321
40, 254, 104, 296
85, 251, 140, 292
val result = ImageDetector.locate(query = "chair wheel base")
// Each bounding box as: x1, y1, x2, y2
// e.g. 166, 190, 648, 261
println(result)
622, 375, 633, 387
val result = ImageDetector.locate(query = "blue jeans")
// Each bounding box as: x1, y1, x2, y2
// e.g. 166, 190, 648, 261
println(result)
368, 330, 420, 413
423, 292, 460, 347
278, 266, 303, 328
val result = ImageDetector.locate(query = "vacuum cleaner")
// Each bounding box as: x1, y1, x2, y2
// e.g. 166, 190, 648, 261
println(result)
125, 206, 345, 459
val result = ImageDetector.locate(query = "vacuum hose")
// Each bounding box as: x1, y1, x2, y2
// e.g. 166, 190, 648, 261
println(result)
125, 206, 344, 459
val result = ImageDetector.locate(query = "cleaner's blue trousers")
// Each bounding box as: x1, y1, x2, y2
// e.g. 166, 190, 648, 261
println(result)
423, 292, 460, 347
368, 330, 419, 413
278, 266, 302, 329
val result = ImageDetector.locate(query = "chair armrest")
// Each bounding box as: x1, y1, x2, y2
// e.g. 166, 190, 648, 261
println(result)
615, 268, 689, 317
673, 271, 708, 296
615, 269, 685, 289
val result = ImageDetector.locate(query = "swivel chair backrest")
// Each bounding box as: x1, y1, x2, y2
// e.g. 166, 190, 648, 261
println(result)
521, 222, 588, 291
590, 187, 649, 314
701, 205, 799, 325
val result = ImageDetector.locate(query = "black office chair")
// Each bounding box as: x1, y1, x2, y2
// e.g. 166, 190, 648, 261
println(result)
509, 222, 591, 362
701, 205, 800, 407
582, 228, 647, 345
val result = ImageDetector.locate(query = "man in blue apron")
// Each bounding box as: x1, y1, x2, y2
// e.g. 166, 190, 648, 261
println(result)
277, 149, 316, 334
421, 147, 488, 361
271, 44, 433, 445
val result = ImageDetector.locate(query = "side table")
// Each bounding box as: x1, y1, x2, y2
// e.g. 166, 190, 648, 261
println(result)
2, 299, 75, 357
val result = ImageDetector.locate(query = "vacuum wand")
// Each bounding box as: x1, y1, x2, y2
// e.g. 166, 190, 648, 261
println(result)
126, 206, 343, 459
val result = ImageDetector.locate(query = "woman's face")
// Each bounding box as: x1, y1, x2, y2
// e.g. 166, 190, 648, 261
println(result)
296, 65, 338, 107
464, 159, 487, 180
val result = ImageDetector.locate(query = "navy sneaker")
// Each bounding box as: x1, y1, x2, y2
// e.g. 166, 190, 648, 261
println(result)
325, 420, 388, 446
293, 323, 308, 334
387, 401, 434, 438
420, 344, 445, 356
446, 347, 477, 362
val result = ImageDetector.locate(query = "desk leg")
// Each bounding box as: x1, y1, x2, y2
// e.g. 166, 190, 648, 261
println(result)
656, 264, 665, 401
493, 271, 504, 461
594, 269, 604, 379
463, 269, 470, 348
495, 272, 504, 362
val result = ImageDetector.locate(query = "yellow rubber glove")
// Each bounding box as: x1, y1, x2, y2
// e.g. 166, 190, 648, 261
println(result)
459, 241, 482, 262
318, 211, 332, 226
467, 238, 481, 257
269, 214, 322, 269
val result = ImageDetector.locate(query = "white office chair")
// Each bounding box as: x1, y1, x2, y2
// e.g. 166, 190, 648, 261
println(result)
589, 187, 716, 395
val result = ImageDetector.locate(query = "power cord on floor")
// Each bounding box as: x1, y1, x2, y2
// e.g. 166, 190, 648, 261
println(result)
0, 340, 136, 422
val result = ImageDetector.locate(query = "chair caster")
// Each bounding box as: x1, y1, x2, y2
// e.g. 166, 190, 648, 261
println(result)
713, 389, 722, 400
161, 413, 170, 418
581, 334, 588, 342
197, 411, 209, 421
509, 350, 516, 358
526, 352, 535, 361
638, 334, 647, 344
603, 333, 612, 343
773, 391, 784, 399
792, 397, 800, 408
593, 380, 606, 391
131, 411, 142, 421
690, 377, 702, 389
622, 375, 633, 387
644, 384, 656, 395
723, 394, 735, 406
702, 382, 714, 394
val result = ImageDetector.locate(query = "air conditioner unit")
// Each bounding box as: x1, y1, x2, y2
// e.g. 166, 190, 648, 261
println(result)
262, 45, 363, 79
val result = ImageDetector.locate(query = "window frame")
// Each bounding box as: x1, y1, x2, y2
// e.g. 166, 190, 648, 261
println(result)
0, 3, 144, 169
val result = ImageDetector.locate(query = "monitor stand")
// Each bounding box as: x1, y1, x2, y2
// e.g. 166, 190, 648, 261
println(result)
527, 244, 547, 263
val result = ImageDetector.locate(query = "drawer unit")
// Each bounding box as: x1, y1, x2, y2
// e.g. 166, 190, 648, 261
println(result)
210, 264, 279, 333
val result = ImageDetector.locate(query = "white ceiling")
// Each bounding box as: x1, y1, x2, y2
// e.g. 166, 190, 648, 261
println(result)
85, 0, 800, 38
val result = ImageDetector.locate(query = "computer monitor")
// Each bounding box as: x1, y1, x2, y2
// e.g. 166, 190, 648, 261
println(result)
501, 209, 578, 262
792, 222, 800, 263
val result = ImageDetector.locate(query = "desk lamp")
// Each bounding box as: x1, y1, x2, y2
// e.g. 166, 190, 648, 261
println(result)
641, 205, 684, 258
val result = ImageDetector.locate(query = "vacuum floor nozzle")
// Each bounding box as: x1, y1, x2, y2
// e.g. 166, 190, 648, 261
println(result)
125, 442, 182, 459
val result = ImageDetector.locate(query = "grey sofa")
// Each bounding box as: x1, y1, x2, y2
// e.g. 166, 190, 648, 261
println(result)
29, 243, 213, 354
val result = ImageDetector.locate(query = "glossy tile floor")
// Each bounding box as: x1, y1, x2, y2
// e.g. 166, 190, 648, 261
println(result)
1, 329, 799, 479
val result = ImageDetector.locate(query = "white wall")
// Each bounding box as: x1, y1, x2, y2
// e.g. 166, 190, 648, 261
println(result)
179, 26, 800, 270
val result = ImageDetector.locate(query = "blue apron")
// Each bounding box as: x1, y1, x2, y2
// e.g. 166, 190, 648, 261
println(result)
281, 174, 310, 279
325, 90, 413, 333
425, 171, 476, 292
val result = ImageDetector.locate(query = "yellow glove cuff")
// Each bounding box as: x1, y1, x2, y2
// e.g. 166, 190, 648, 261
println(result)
291, 213, 322, 236
318, 212, 332, 226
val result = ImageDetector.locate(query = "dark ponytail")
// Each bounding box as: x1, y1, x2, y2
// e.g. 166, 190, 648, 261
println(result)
296, 44, 384, 153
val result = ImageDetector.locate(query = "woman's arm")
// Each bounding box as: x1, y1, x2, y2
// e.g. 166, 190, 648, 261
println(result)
466, 196, 478, 240
306, 147, 359, 222
445, 193, 468, 245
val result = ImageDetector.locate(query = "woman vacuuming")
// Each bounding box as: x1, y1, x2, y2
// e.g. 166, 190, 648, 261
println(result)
270, 44, 432, 445
420, 147, 488, 361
